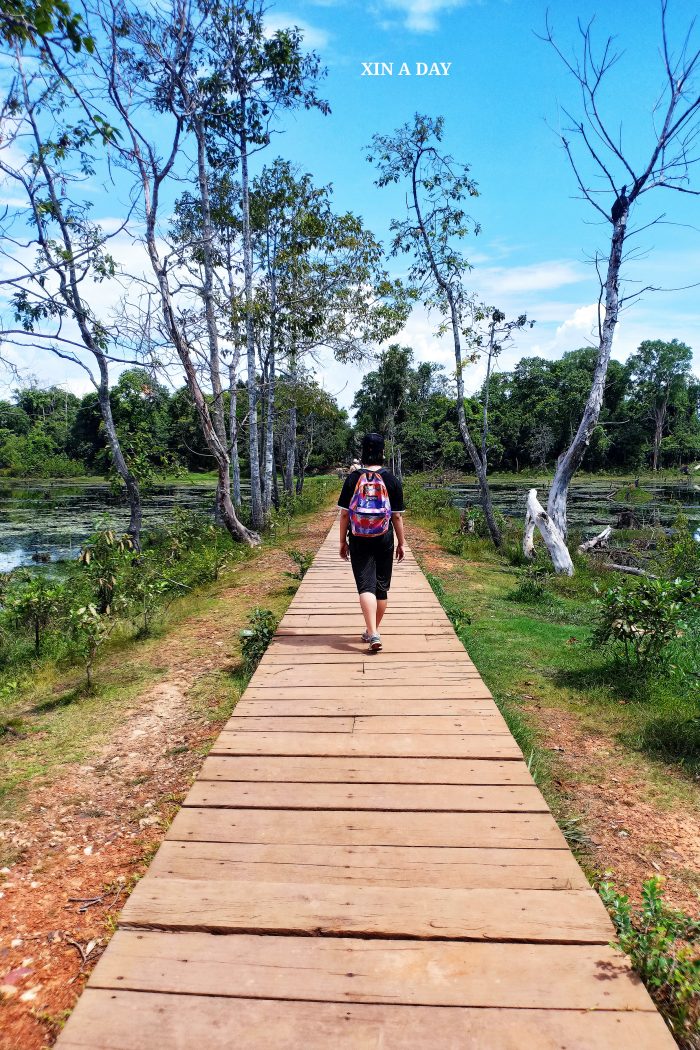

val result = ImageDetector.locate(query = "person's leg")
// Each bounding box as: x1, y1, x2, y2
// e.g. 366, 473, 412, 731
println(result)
349, 537, 378, 637
359, 591, 378, 636
374, 532, 394, 630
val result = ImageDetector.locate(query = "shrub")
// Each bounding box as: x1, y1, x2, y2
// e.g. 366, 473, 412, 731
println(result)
507, 565, 551, 605
592, 577, 699, 675
239, 607, 278, 675
79, 528, 135, 614
4, 576, 67, 654
285, 549, 313, 581
66, 603, 115, 690
599, 875, 700, 1042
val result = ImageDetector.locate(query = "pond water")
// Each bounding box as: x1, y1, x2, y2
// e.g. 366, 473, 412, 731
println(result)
0, 480, 227, 572
448, 478, 700, 540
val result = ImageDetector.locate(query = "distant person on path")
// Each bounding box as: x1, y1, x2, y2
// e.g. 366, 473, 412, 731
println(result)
337, 432, 405, 652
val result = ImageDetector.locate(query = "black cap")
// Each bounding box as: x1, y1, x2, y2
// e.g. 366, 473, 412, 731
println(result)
361, 432, 385, 464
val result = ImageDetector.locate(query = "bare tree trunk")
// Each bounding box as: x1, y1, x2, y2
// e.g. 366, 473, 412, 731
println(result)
228, 355, 242, 509
263, 347, 276, 515
410, 155, 501, 549
527, 489, 574, 575
239, 103, 264, 530
96, 357, 142, 549
652, 399, 667, 472
283, 350, 298, 496
546, 206, 629, 540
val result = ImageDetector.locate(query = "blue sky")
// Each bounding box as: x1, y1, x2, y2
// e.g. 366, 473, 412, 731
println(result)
261, 0, 700, 407
1, 0, 698, 412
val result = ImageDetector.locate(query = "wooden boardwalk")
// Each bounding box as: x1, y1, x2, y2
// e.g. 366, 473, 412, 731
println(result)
59, 524, 674, 1049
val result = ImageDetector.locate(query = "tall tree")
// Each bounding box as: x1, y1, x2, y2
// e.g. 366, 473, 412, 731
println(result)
91, 0, 262, 544
627, 339, 694, 470
368, 114, 503, 548
0, 47, 144, 546
537, 3, 700, 563
199, 0, 329, 529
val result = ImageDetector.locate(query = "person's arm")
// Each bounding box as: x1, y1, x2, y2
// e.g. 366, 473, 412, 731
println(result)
339, 509, 350, 560
392, 512, 405, 562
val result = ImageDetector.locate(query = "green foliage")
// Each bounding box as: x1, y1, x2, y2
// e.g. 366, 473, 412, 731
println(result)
508, 565, 551, 605
79, 527, 135, 614
599, 876, 700, 1041
285, 549, 313, 580
592, 577, 699, 676
641, 716, 700, 766
4, 576, 66, 654
239, 608, 278, 675
66, 603, 114, 690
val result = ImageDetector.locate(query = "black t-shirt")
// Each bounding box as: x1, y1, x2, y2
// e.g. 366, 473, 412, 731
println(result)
338, 467, 405, 515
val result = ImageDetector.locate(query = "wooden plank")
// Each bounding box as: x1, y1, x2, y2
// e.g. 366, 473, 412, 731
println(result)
256, 652, 475, 665
183, 782, 550, 813
92, 931, 651, 1009
198, 755, 536, 785
222, 715, 506, 736
59, 991, 676, 1050
209, 731, 523, 759
120, 877, 612, 942
221, 717, 354, 733
266, 636, 466, 655
167, 808, 568, 849
148, 841, 589, 890
351, 715, 510, 735
233, 698, 494, 717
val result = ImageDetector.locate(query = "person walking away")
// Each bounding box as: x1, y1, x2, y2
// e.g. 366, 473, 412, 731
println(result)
337, 433, 405, 651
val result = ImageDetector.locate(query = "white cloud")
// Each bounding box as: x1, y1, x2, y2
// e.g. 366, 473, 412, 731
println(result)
383, 0, 467, 33
264, 14, 330, 50
474, 259, 588, 298
555, 303, 601, 340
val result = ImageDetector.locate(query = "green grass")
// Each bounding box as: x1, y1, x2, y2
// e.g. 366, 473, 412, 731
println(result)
0, 476, 340, 818
408, 488, 700, 807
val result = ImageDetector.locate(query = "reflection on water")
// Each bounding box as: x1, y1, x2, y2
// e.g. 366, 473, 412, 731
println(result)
0, 480, 247, 571
449, 479, 700, 539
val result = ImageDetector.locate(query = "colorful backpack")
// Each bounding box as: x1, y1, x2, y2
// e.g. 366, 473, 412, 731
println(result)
348, 470, 392, 537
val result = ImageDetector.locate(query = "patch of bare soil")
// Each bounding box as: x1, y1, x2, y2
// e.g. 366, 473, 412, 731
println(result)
535, 707, 700, 915
0, 510, 335, 1050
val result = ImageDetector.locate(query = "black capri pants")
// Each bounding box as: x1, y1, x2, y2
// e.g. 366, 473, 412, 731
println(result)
349, 529, 394, 600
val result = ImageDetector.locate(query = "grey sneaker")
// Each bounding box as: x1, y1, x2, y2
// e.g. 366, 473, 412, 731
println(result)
361, 630, 371, 643
369, 633, 382, 652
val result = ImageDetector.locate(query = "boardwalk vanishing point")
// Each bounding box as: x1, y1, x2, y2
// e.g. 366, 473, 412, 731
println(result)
58, 522, 675, 1049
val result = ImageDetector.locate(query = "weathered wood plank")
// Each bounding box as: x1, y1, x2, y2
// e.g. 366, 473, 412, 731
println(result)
60, 991, 675, 1050
198, 755, 535, 785
167, 808, 568, 849
183, 782, 550, 813
220, 716, 354, 733
92, 931, 649, 1009
233, 698, 493, 717
209, 731, 523, 759
148, 841, 588, 890
121, 877, 612, 942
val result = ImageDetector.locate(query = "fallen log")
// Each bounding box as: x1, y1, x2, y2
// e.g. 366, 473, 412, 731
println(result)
602, 562, 658, 579
578, 526, 612, 553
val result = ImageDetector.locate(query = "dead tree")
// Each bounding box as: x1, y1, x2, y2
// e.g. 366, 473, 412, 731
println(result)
530, 3, 700, 571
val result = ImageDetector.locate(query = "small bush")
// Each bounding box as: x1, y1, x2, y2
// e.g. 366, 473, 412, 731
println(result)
599, 875, 700, 1043
285, 549, 313, 581
592, 576, 699, 676
239, 607, 278, 675
507, 565, 551, 605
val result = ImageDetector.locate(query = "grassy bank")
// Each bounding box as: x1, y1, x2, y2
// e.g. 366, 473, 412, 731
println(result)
0, 477, 337, 820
